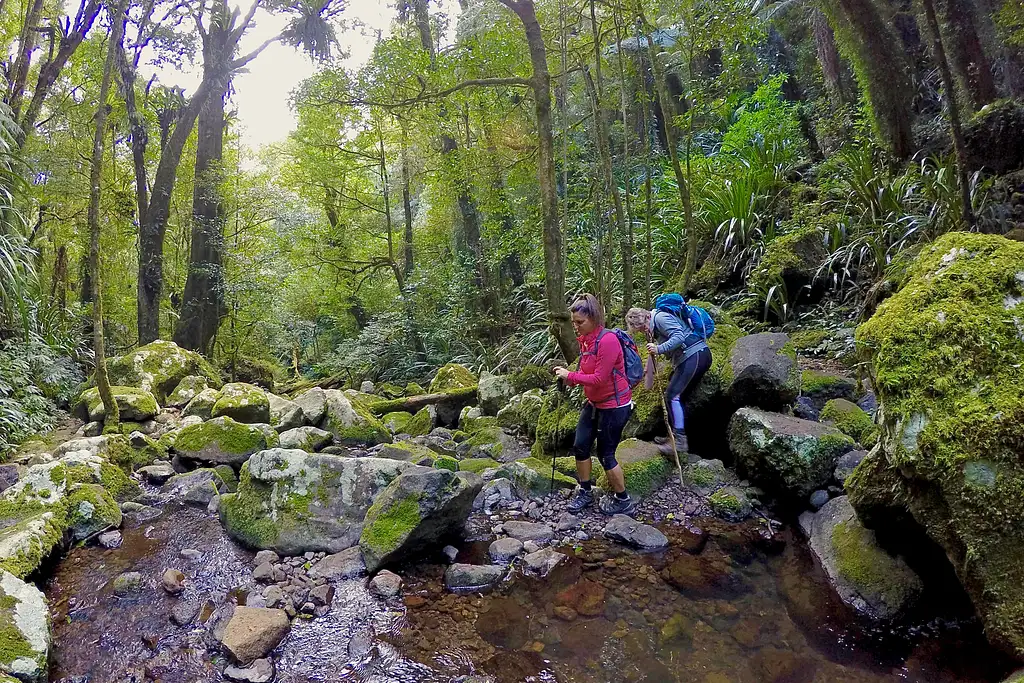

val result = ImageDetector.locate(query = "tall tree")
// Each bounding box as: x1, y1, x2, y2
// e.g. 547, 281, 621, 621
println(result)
89, 0, 128, 433
497, 0, 577, 360
939, 0, 997, 110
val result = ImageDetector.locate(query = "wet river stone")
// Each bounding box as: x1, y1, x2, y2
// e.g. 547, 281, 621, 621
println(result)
309, 547, 366, 580
368, 570, 402, 599
502, 521, 554, 544
523, 548, 566, 577
220, 449, 415, 554
445, 563, 505, 592
225, 658, 274, 683
489, 538, 524, 564
602, 515, 669, 550
217, 606, 290, 664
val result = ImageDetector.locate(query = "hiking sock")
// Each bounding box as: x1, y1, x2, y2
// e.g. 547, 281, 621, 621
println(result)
614, 491, 629, 501
580, 480, 593, 490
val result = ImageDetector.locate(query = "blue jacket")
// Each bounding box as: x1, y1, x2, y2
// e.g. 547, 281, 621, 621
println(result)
650, 310, 708, 367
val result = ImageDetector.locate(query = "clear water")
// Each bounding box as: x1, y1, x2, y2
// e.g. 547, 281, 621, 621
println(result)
45, 507, 1014, 683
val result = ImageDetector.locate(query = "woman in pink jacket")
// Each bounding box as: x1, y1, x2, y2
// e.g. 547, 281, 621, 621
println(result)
553, 294, 635, 515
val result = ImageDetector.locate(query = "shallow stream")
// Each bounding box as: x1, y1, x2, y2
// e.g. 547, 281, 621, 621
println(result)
41, 502, 1015, 683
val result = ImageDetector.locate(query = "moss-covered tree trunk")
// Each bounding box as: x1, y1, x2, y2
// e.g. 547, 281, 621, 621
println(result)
88, 0, 126, 433
811, 7, 848, 103
498, 0, 578, 361
938, 0, 997, 111
821, 0, 915, 159
921, 0, 976, 228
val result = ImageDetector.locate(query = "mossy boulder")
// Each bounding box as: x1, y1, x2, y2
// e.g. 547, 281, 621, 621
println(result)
458, 406, 498, 435
219, 355, 278, 391
820, 399, 877, 447
848, 232, 1024, 656
219, 449, 414, 554
403, 407, 435, 437
166, 375, 210, 408
173, 417, 278, 467
963, 99, 1024, 174
66, 484, 122, 541
459, 426, 525, 462
0, 570, 50, 682
800, 370, 856, 414
459, 458, 500, 474
747, 224, 828, 312
428, 363, 477, 393
533, 389, 584, 458
597, 439, 672, 498
53, 434, 142, 477
708, 486, 753, 522
790, 329, 830, 353
359, 468, 482, 572
376, 442, 437, 466
729, 407, 855, 499
405, 382, 425, 395
319, 390, 391, 446
77, 386, 160, 423
728, 333, 799, 411
801, 496, 922, 620
682, 458, 734, 497
107, 340, 221, 403
494, 458, 577, 497
267, 393, 304, 432
478, 371, 514, 416
496, 389, 544, 436
182, 388, 218, 420
511, 365, 554, 394
382, 411, 413, 434
211, 383, 271, 424
277, 426, 332, 452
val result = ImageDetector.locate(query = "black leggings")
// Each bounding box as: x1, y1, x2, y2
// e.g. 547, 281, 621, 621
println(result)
666, 347, 712, 432
571, 402, 633, 471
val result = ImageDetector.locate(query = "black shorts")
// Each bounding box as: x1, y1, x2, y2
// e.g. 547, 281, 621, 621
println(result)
570, 402, 632, 471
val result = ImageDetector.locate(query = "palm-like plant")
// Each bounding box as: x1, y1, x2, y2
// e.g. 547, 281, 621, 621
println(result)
0, 101, 32, 337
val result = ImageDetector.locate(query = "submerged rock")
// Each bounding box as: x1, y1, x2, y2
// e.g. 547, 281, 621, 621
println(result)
220, 450, 413, 554
359, 468, 482, 572
729, 407, 854, 499
728, 333, 799, 411
0, 570, 49, 682
217, 606, 290, 665
800, 496, 922, 620
444, 563, 505, 592
522, 548, 566, 577
848, 233, 1024, 655
602, 515, 668, 550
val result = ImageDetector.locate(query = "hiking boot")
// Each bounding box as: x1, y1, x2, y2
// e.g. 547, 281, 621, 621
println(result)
599, 493, 636, 516
657, 432, 689, 458
567, 486, 596, 513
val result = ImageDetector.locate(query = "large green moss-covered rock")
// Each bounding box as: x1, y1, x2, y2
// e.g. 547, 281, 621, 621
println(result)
478, 372, 514, 416
211, 383, 271, 424
496, 389, 544, 436
533, 389, 583, 458
428, 363, 477, 393
494, 458, 577, 497
375, 442, 437, 466
403, 407, 434, 437
729, 407, 855, 499
0, 570, 50, 682
848, 232, 1024, 656
800, 496, 922, 620
747, 224, 827, 310
320, 390, 392, 446
166, 375, 210, 408
820, 398, 878, 447
65, 484, 121, 541
382, 411, 413, 434
173, 416, 278, 467
77, 386, 159, 423
359, 468, 482, 572
219, 449, 414, 554
107, 340, 221, 403
182, 388, 218, 420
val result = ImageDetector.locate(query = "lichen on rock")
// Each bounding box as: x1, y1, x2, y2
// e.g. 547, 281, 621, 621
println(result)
77, 386, 159, 423
173, 417, 277, 467
212, 383, 271, 424
106, 340, 222, 403
319, 390, 392, 446
0, 570, 50, 682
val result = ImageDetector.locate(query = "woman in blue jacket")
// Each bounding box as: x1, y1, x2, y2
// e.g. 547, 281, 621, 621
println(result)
626, 306, 712, 455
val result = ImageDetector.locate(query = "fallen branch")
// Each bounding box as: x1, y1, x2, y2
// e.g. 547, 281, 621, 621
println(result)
367, 386, 478, 415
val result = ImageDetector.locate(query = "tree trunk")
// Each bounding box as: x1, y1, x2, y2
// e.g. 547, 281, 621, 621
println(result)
921, 0, 975, 228
115, 35, 150, 229
938, 0, 997, 110
174, 75, 230, 352
812, 8, 847, 103
401, 124, 414, 276
613, 11, 635, 313
89, 0, 126, 433
821, 0, 915, 159
8, 0, 45, 120
640, 18, 698, 291
498, 0, 577, 361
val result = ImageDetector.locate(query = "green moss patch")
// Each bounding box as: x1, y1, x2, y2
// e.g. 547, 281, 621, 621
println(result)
820, 399, 878, 447
428, 364, 477, 393
459, 458, 500, 474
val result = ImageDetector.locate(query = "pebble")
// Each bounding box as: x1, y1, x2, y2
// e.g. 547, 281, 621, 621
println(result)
442, 545, 459, 563
98, 530, 122, 549
224, 658, 274, 683
161, 568, 186, 595
180, 549, 203, 562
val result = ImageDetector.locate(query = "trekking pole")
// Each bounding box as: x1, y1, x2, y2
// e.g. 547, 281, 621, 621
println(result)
551, 377, 566, 493
651, 355, 685, 487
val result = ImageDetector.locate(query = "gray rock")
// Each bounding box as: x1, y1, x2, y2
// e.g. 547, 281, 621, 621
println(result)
83, 421, 103, 437
268, 393, 304, 432
804, 496, 922, 620
793, 396, 819, 421
254, 550, 279, 566
473, 478, 516, 511
857, 391, 878, 416
309, 547, 366, 581
319, 389, 390, 446
0, 570, 50, 681
161, 469, 228, 507
728, 332, 799, 411
478, 372, 514, 416
555, 513, 580, 531
167, 375, 210, 408
293, 387, 328, 425
220, 450, 415, 554
523, 540, 540, 554
359, 469, 483, 573
810, 490, 831, 510
834, 449, 868, 486
278, 426, 332, 452
138, 463, 176, 485
522, 548, 565, 577
488, 538, 524, 564
309, 583, 335, 607
503, 521, 554, 544
603, 515, 669, 550
368, 570, 402, 599
113, 571, 145, 596
181, 549, 202, 562
183, 388, 219, 420
161, 568, 186, 594
728, 407, 855, 499
98, 530, 123, 548
442, 545, 459, 562
708, 486, 753, 522
360, 381, 376, 394
225, 658, 274, 683
252, 563, 276, 583
444, 563, 505, 592
218, 607, 290, 665
171, 599, 201, 626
